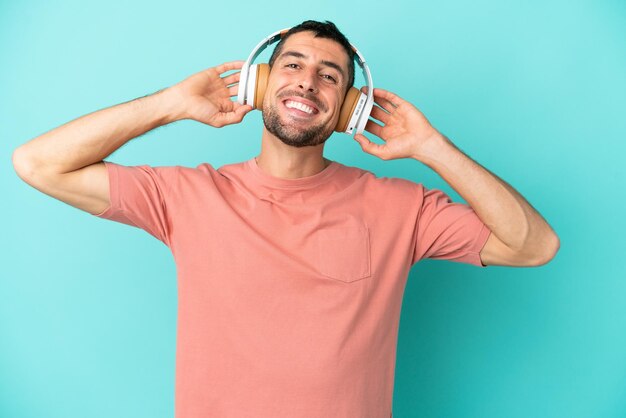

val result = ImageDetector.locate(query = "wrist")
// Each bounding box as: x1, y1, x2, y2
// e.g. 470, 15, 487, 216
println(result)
154, 86, 189, 124
411, 131, 452, 165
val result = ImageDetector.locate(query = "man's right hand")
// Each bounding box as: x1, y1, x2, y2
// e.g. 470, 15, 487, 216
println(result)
12, 60, 255, 216
170, 60, 254, 127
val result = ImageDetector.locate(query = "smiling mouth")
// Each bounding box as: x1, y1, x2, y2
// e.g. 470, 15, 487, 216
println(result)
281, 98, 322, 118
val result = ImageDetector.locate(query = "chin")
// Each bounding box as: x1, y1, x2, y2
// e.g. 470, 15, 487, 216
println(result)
262, 103, 334, 148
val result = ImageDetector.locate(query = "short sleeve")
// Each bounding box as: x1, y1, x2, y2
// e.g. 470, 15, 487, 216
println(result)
93, 160, 177, 247
411, 185, 492, 267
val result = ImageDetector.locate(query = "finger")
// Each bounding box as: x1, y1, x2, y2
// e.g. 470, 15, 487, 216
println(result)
374, 95, 397, 113
228, 84, 239, 97
369, 104, 390, 124
364, 119, 385, 139
361, 86, 396, 113
222, 71, 241, 86
373, 88, 406, 108
214, 60, 245, 74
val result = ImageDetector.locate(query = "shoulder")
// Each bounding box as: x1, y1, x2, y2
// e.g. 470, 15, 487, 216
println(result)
337, 161, 424, 192
333, 161, 428, 209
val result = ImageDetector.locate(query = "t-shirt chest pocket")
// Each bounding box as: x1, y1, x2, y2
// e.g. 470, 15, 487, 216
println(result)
314, 226, 371, 283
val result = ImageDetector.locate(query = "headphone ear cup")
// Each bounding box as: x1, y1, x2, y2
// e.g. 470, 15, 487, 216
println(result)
335, 87, 362, 132
254, 63, 270, 110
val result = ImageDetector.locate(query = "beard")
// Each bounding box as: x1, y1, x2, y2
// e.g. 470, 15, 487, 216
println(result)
262, 97, 335, 148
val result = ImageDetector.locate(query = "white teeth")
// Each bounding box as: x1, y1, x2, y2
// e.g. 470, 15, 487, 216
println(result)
285, 100, 314, 114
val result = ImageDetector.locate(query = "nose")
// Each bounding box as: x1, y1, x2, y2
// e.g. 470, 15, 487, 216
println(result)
298, 70, 318, 93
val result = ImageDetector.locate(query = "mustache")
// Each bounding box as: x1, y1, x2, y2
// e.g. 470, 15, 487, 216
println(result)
277, 90, 326, 112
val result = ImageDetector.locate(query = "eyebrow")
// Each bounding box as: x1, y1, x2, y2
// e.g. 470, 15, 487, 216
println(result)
278, 50, 346, 81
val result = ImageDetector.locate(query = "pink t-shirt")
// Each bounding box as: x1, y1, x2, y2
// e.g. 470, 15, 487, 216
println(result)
95, 157, 491, 418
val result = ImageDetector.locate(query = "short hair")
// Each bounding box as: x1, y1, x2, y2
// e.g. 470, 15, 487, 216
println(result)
268, 20, 356, 94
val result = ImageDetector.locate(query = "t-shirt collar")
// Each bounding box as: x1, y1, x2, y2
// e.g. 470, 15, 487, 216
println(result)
246, 157, 340, 190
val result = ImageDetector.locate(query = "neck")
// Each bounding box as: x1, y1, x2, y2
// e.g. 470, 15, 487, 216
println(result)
255, 128, 331, 179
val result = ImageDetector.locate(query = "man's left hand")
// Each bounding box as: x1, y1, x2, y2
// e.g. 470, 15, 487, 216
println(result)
353, 88, 441, 161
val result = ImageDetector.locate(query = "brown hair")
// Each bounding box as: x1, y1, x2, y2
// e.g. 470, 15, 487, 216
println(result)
268, 20, 356, 93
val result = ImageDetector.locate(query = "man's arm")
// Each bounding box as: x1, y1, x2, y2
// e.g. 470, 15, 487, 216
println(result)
412, 133, 559, 267
12, 61, 252, 215
12, 88, 183, 215
353, 87, 560, 267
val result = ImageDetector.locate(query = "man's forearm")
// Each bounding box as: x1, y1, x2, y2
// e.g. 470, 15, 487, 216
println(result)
14, 87, 185, 175
415, 132, 558, 258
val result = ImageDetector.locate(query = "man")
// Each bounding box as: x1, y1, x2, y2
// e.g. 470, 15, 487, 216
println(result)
13, 20, 558, 418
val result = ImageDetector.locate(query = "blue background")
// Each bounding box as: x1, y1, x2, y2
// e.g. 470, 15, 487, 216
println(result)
1, 0, 625, 417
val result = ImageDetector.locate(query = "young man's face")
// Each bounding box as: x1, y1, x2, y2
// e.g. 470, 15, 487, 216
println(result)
262, 31, 350, 148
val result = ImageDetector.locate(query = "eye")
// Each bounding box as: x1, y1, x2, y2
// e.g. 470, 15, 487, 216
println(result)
286, 63, 300, 69
322, 74, 337, 83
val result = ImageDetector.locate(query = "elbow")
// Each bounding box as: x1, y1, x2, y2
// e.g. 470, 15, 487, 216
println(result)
531, 232, 561, 266
12, 146, 47, 187
12, 146, 34, 182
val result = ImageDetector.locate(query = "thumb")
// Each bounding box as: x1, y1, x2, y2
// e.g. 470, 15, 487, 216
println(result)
354, 133, 383, 158
235, 104, 253, 119
354, 133, 372, 151
217, 104, 253, 126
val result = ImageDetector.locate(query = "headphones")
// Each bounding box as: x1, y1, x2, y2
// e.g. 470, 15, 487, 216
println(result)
237, 28, 374, 136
